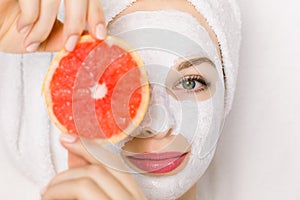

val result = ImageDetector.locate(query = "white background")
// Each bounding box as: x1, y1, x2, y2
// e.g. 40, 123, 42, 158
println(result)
198, 0, 300, 199
0, 0, 299, 199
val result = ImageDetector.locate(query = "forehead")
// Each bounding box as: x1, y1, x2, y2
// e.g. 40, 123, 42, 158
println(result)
107, 10, 223, 77
108, 11, 215, 55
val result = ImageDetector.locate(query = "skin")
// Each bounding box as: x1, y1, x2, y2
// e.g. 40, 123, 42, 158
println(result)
0, 0, 106, 53
0, 0, 221, 199
42, 134, 147, 200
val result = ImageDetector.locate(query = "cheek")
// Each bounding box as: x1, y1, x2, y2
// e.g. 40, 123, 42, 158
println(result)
172, 99, 213, 141
170, 81, 225, 156
197, 82, 225, 157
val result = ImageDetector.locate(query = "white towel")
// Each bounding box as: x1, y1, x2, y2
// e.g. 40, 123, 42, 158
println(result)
0, 53, 66, 189
0, 0, 241, 195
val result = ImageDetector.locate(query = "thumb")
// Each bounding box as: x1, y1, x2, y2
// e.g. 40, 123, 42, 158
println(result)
59, 134, 127, 171
67, 151, 89, 169
59, 134, 99, 165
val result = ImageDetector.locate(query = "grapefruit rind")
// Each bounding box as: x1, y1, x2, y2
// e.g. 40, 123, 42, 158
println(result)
42, 35, 149, 145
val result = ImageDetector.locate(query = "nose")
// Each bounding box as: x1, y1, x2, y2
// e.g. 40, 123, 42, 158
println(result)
138, 85, 176, 138
140, 126, 174, 139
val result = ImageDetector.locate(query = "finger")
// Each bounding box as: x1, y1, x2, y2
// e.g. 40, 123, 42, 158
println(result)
47, 165, 135, 200
40, 28, 90, 52
60, 134, 99, 164
60, 134, 145, 198
68, 151, 89, 169
24, 0, 60, 52
17, 0, 40, 33
38, 19, 64, 52
87, 0, 106, 40
42, 178, 110, 200
60, 134, 128, 171
63, 0, 88, 51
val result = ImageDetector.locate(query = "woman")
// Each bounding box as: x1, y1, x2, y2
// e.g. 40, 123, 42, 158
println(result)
0, 0, 241, 199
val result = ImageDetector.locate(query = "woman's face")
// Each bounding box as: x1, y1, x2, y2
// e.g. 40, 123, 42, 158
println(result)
121, 53, 220, 175
81, 6, 226, 200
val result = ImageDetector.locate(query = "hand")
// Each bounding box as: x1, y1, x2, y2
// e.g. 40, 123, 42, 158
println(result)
41, 134, 147, 200
0, 0, 106, 53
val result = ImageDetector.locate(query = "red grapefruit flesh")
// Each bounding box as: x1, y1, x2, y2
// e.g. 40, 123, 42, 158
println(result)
43, 35, 149, 144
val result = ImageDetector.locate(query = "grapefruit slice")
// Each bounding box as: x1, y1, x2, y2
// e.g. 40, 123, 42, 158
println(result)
43, 35, 149, 144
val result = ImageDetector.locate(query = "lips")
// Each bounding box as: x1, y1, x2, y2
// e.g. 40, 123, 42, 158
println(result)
126, 151, 189, 174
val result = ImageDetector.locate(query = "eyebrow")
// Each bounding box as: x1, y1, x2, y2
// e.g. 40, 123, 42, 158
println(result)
176, 57, 215, 71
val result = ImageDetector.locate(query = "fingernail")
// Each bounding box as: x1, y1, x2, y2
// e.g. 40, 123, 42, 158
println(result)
26, 42, 40, 52
65, 35, 79, 51
19, 25, 30, 35
96, 24, 106, 40
60, 134, 78, 143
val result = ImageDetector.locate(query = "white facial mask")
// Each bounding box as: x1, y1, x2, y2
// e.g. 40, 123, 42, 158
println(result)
81, 10, 225, 200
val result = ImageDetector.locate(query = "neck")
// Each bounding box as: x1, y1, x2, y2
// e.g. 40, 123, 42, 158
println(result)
177, 182, 197, 200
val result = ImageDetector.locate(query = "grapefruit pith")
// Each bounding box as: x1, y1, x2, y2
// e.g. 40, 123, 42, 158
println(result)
43, 35, 149, 144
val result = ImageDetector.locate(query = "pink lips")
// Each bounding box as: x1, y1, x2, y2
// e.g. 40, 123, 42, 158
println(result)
126, 151, 189, 174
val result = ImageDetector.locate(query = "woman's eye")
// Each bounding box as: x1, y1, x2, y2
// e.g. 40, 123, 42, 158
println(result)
182, 79, 197, 90
174, 75, 208, 92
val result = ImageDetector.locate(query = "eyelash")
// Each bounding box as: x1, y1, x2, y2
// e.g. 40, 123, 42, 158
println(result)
174, 75, 209, 93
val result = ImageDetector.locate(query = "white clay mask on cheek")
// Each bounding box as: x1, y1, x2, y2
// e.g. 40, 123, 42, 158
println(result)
97, 10, 226, 200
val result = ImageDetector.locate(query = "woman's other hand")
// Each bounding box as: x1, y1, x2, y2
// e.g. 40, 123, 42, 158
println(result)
0, 0, 106, 53
41, 134, 146, 200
